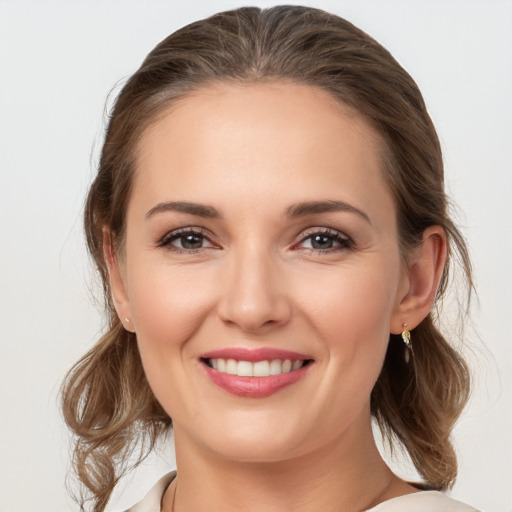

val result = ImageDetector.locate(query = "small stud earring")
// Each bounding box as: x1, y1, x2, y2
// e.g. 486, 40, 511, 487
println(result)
124, 317, 134, 333
401, 324, 412, 363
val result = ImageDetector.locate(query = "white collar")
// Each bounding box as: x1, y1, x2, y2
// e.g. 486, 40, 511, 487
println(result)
124, 471, 176, 512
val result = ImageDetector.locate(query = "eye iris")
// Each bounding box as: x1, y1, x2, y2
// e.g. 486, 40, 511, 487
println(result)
311, 235, 333, 249
181, 234, 203, 249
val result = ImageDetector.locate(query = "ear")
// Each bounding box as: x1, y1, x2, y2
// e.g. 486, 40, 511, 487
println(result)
390, 226, 447, 334
102, 227, 134, 332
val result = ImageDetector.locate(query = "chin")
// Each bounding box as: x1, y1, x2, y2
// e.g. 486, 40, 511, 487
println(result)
187, 412, 321, 464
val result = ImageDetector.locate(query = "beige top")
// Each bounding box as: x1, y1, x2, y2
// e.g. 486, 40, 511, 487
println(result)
125, 471, 480, 512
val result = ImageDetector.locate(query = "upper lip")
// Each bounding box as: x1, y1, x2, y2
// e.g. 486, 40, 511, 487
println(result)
200, 347, 313, 362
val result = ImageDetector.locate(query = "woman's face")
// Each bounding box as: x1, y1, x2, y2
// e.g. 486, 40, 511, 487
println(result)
115, 82, 410, 462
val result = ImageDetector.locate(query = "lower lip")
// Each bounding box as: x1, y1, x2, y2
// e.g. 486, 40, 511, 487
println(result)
201, 362, 311, 398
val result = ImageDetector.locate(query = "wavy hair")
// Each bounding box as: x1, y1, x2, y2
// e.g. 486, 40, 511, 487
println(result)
61, 6, 472, 511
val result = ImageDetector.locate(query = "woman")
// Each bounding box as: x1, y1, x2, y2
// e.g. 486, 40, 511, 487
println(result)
62, 6, 478, 512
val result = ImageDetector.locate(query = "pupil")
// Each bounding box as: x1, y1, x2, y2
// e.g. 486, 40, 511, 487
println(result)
181, 234, 203, 249
312, 235, 333, 249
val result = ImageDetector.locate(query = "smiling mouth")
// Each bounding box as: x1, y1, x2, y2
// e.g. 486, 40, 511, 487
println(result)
199, 348, 314, 397
202, 358, 313, 377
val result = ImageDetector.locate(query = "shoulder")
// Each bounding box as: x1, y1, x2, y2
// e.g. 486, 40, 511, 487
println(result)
366, 491, 480, 512
123, 471, 176, 512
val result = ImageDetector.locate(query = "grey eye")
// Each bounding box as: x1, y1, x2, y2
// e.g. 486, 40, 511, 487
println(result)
178, 233, 205, 249
298, 230, 352, 251
163, 230, 215, 250
309, 234, 334, 249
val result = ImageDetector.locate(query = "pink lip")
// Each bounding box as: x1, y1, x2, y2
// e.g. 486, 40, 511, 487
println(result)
199, 347, 314, 398
202, 363, 311, 398
201, 347, 312, 362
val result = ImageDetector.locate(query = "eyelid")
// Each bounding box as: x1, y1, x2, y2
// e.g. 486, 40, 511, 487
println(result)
293, 227, 354, 251
156, 225, 353, 253
157, 226, 219, 251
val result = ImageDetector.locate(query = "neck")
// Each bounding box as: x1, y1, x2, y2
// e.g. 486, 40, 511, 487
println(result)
162, 418, 415, 512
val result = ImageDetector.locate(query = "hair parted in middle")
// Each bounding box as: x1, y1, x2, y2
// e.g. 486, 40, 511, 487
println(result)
62, 6, 472, 511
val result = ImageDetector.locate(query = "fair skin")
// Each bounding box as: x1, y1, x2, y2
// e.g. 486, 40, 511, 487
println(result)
106, 82, 446, 511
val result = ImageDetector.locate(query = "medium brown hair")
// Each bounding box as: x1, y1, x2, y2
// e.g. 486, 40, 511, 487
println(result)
61, 6, 472, 511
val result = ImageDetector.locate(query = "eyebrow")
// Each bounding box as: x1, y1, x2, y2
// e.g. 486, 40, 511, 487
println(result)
146, 201, 222, 219
145, 199, 371, 225
286, 200, 372, 225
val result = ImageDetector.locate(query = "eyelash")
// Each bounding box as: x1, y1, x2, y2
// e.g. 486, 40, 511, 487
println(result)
157, 227, 354, 254
158, 227, 217, 254
294, 228, 354, 254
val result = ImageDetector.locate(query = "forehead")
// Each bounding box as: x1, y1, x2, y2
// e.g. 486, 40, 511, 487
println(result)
138, 81, 382, 161
132, 82, 393, 223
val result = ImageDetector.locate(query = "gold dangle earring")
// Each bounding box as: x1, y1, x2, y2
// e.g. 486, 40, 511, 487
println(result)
401, 323, 412, 363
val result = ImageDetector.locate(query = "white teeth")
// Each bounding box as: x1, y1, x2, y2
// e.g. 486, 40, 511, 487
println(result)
292, 360, 302, 371
237, 360, 253, 377
208, 358, 307, 376
282, 359, 292, 372
226, 359, 237, 375
269, 359, 282, 375
253, 360, 270, 377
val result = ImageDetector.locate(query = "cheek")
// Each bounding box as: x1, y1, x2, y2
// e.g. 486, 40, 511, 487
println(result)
125, 261, 219, 419
127, 261, 214, 358
295, 257, 401, 405
298, 260, 400, 344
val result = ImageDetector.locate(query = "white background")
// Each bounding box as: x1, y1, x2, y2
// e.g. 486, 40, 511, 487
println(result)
1, 1, 511, 511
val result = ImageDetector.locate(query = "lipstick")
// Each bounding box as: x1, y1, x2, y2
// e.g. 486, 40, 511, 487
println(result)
201, 347, 312, 362
200, 347, 313, 398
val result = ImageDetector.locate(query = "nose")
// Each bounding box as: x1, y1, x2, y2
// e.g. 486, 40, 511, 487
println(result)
217, 247, 292, 333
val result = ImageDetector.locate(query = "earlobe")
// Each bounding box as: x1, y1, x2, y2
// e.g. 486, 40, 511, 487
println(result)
102, 227, 133, 330
390, 226, 447, 334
